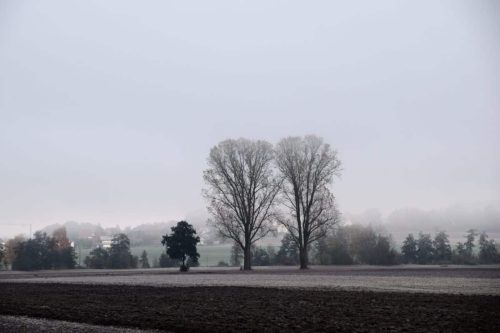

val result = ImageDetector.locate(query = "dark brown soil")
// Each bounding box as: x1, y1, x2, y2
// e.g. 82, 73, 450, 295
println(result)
0, 283, 498, 332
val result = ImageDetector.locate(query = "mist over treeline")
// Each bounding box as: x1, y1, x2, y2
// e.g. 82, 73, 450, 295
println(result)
38, 221, 179, 248
345, 203, 500, 233
11, 202, 498, 243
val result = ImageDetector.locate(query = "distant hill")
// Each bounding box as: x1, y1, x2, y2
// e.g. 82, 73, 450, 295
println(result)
344, 203, 500, 234
40, 221, 177, 248
122, 222, 176, 246
41, 221, 105, 240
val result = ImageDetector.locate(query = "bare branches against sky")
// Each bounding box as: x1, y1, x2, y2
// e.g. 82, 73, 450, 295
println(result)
0, 1, 499, 236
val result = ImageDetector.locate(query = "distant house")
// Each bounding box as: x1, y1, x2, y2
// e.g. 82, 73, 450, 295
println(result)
99, 236, 113, 249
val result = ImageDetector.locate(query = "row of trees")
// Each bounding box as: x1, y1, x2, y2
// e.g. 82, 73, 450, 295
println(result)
226, 226, 397, 267
1, 228, 76, 270
223, 227, 499, 267
401, 230, 499, 264
2, 225, 498, 271
204, 135, 341, 270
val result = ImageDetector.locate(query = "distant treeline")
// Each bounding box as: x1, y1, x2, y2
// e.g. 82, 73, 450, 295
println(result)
224, 226, 499, 267
0, 228, 76, 270
400, 229, 498, 265
1, 225, 499, 271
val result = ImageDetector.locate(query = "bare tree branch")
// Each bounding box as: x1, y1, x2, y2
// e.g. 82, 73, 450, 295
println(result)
275, 135, 342, 269
204, 139, 280, 270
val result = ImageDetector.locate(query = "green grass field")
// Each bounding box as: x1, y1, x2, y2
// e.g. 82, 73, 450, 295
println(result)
131, 244, 232, 267
76, 245, 232, 267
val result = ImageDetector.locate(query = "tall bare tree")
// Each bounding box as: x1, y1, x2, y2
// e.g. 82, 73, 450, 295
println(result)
275, 135, 341, 269
203, 139, 280, 270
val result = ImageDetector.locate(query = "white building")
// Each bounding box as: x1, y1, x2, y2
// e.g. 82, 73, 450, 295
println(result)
100, 236, 113, 249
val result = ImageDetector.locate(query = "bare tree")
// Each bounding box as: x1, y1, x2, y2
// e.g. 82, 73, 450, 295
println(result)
203, 139, 280, 270
275, 135, 341, 269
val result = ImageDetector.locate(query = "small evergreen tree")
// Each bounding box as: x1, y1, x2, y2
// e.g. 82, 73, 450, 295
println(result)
276, 233, 300, 265
452, 229, 479, 264
401, 233, 418, 264
140, 250, 150, 268
161, 221, 200, 271
479, 232, 499, 264
433, 231, 452, 263
416, 232, 434, 264
464, 229, 478, 258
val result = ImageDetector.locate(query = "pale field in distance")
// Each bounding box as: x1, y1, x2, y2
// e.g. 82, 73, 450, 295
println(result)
2, 266, 499, 296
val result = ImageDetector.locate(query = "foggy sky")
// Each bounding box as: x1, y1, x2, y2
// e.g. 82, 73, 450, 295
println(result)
1, 1, 499, 237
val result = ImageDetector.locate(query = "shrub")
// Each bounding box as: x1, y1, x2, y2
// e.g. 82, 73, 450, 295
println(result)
479, 232, 499, 264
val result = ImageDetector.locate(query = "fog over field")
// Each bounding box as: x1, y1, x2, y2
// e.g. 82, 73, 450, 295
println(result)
1, 0, 499, 238
1, 2, 500, 332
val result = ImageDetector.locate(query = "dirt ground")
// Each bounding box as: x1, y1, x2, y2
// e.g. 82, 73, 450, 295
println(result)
1, 265, 499, 280
2, 266, 499, 295
0, 315, 162, 333
0, 283, 499, 332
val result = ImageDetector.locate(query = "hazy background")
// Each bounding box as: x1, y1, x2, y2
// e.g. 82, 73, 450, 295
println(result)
1, 0, 499, 238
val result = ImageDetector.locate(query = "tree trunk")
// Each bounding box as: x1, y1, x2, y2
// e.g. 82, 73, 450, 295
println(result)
299, 245, 308, 269
243, 245, 252, 270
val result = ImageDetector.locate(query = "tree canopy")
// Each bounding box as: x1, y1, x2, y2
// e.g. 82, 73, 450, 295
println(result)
10, 228, 76, 271
161, 221, 200, 271
84, 233, 137, 269
204, 139, 280, 270
275, 135, 342, 269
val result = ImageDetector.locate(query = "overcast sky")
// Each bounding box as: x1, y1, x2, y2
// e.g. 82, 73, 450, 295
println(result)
1, 0, 499, 237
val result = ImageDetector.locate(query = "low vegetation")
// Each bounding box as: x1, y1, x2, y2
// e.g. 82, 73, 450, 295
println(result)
1, 224, 498, 271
